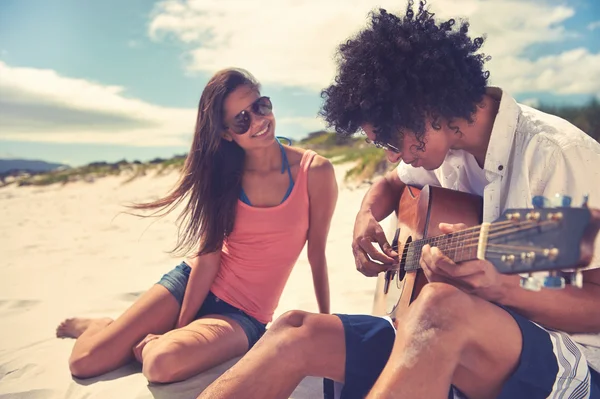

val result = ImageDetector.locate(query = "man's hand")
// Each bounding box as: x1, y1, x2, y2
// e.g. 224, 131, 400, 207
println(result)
352, 210, 398, 277
419, 222, 507, 301
132, 333, 162, 363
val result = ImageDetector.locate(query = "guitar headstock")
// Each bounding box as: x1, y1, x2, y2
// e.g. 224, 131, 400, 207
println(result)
486, 194, 600, 291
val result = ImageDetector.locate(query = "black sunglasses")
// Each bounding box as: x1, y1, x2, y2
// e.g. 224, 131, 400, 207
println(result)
365, 138, 401, 153
225, 96, 273, 135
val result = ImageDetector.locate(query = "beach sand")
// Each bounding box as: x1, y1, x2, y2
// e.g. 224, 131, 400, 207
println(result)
0, 163, 392, 399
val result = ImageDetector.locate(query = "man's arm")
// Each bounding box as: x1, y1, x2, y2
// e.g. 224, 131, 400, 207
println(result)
424, 142, 600, 333
357, 169, 406, 222
352, 170, 406, 276
500, 141, 600, 332
496, 270, 600, 333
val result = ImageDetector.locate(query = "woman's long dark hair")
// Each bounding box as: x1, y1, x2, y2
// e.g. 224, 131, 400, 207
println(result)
130, 68, 259, 257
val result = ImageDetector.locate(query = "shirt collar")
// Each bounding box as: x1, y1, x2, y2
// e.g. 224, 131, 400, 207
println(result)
484, 87, 520, 177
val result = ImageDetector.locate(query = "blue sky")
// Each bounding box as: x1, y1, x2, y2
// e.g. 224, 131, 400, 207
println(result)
1, 0, 599, 166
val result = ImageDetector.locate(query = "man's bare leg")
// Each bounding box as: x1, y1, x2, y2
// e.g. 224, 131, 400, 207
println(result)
198, 311, 346, 399
368, 283, 522, 399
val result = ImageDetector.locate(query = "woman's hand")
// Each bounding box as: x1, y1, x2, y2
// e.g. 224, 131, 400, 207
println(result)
419, 223, 506, 302
352, 210, 398, 277
132, 333, 162, 363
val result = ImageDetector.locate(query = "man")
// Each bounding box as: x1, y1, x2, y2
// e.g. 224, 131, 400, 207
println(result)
198, 1, 600, 398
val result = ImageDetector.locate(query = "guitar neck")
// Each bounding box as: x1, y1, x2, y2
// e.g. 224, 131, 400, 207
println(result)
402, 226, 487, 272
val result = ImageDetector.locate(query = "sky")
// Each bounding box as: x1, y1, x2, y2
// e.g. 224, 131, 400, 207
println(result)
0, 0, 599, 167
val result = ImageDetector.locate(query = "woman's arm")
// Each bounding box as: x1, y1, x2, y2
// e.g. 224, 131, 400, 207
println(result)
306, 155, 338, 314
176, 250, 222, 328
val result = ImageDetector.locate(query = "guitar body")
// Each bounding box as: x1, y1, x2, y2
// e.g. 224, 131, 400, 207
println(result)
372, 185, 484, 326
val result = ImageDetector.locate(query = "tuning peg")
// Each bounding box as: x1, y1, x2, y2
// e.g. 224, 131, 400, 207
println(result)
520, 274, 542, 291
552, 194, 572, 208
532, 196, 548, 209
565, 271, 583, 288
582, 195, 589, 208
542, 271, 566, 289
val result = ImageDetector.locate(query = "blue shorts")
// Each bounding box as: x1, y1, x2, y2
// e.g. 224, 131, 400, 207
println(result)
324, 306, 600, 399
157, 262, 266, 349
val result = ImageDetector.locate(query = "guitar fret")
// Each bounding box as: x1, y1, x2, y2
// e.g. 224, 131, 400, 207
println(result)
402, 228, 482, 273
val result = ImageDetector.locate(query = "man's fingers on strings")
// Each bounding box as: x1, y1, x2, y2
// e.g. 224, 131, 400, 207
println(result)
421, 245, 453, 278
430, 246, 456, 266
374, 229, 398, 258
358, 237, 396, 265
354, 248, 388, 277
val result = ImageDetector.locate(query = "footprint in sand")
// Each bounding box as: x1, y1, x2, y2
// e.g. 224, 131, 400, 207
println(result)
118, 291, 144, 302
0, 299, 41, 312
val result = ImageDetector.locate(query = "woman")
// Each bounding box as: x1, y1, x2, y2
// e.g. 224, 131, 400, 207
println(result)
56, 68, 337, 384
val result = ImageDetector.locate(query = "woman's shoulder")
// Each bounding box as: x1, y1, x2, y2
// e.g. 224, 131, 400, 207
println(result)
285, 146, 333, 172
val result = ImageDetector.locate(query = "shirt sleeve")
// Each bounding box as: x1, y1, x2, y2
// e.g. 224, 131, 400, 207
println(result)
396, 161, 440, 187
538, 141, 600, 271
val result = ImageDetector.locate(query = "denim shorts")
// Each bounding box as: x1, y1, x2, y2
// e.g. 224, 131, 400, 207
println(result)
324, 307, 600, 399
157, 262, 266, 349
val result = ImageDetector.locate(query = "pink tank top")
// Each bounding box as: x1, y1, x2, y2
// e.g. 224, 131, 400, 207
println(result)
210, 150, 316, 324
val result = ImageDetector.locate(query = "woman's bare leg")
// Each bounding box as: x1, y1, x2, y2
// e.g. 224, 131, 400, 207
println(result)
56, 284, 180, 378
138, 314, 250, 383
198, 310, 346, 399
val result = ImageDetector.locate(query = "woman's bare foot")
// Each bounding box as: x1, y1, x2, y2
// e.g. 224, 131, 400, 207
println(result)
56, 317, 113, 338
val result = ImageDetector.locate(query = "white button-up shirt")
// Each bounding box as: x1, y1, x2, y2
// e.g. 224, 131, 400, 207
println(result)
396, 86, 600, 368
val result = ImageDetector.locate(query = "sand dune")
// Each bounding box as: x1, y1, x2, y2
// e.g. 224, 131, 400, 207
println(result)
0, 163, 391, 399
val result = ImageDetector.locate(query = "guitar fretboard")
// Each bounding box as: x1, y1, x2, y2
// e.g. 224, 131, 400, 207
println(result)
402, 230, 481, 271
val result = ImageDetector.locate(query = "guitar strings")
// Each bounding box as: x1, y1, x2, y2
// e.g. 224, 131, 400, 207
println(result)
391, 220, 560, 272
404, 220, 556, 253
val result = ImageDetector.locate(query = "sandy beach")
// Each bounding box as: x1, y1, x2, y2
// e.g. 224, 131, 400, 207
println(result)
0, 162, 392, 399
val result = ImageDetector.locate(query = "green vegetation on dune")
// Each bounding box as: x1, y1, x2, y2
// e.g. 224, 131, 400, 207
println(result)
538, 98, 599, 142
2, 99, 597, 189
296, 131, 390, 182
4, 156, 187, 188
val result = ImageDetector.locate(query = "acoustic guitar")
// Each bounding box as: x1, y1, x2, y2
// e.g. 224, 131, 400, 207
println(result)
371, 184, 600, 323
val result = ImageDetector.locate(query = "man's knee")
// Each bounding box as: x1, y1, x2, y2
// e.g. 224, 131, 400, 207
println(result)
267, 310, 324, 349
270, 310, 315, 332
405, 283, 473, 332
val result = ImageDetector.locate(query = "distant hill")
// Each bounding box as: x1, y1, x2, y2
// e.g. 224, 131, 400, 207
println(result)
0, 159, 69, 174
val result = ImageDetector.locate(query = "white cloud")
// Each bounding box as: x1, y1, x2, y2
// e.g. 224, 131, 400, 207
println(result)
588, 20, 600, 31
0, 61, 197, 146
277, 116, 327, 133
148, 0, 600, 96
488, 48, 600, 95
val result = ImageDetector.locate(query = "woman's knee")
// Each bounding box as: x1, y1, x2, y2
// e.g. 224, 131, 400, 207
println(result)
142, 340, 185, 384
69, 346, 110, 379
69, 351, 96, 379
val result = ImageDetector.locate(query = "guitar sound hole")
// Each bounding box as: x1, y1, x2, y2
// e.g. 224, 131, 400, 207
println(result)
396, 236, 412, 289
381, 235, 411, 315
